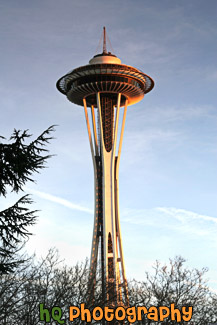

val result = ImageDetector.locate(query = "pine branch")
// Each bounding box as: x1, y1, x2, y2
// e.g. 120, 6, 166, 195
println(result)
0, 125, 56, 196
0, 195, 38, 251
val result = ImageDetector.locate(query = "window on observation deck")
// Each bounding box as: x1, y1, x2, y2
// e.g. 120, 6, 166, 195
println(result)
70, 75, 143, 91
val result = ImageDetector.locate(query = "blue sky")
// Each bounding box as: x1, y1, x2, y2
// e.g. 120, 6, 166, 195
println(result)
0, 0, 217, 291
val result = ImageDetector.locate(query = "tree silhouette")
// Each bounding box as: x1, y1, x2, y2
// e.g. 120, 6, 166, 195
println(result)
0, 126, 55, 273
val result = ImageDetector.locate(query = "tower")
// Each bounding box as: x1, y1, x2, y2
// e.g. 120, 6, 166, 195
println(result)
56, 28, 154, 307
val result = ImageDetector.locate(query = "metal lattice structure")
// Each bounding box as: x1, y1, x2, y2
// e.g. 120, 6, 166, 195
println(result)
56, 28, 154, 310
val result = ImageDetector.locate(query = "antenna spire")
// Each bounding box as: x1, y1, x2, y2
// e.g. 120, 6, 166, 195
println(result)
103, 26, 107, 53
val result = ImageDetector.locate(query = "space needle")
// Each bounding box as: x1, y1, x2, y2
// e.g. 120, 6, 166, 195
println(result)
56, 27, 154, 307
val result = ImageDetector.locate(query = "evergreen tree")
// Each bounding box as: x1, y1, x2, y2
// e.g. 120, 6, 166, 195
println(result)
0, 126, 55, 273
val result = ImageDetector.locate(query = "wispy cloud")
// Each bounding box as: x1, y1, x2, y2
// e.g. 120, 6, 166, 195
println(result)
124, 128, 180, 158
122, 207, 217, 238
131, 104, 217, 126
26, 188, 93, 214
122, 103, 217, 167
25, 188, 217, 237
157, 207, 217, 224
207, 70, 217, 81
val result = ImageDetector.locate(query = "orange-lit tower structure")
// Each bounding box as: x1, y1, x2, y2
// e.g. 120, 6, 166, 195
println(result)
56, 28, 154, 307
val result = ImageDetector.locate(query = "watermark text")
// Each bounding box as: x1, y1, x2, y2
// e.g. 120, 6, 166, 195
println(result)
40, 303, 193, 323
